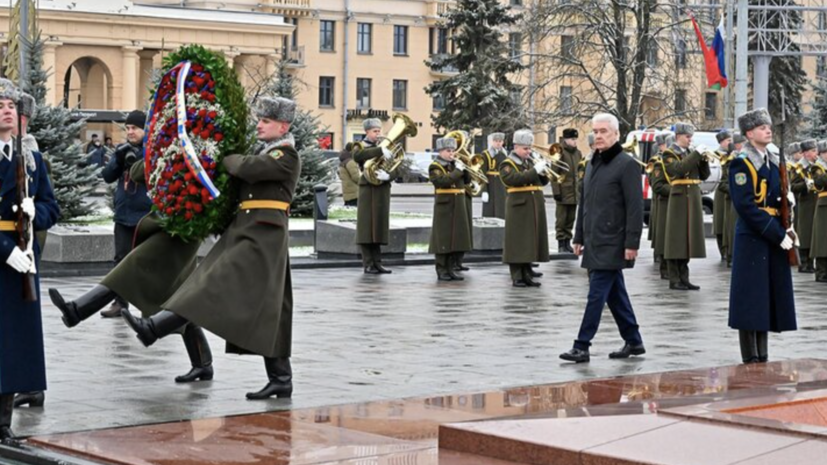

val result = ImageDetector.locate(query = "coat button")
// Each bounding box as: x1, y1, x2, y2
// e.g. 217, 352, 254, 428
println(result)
249, 194, 253, 199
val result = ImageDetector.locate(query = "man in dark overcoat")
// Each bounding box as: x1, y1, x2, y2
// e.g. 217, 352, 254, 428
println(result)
559, 113, 644, 363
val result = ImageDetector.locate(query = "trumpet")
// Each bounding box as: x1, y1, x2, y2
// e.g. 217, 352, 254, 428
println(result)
531, 143, 570, 182
692, 145, 721, 162
445, 130, 488, 196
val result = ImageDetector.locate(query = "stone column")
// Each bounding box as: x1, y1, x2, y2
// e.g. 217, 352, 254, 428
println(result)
43, 41, 62, 106
138, 50, 158, 107
121, 46, 142, 111
224, 50, 240, 69
265, 53, 278, 79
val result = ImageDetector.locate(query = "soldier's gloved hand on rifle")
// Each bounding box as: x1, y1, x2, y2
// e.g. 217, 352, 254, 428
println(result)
788, 227, 801, 247
376, 169, 391, 182
786, 191, 796, 209
454, 159, 467, 171
5, 247, 32, 274
534, 159, 549, 174
381, 147, 393, 161
481, 192, 489, 203
780, 233, 795, 251
20, 198, 35, 220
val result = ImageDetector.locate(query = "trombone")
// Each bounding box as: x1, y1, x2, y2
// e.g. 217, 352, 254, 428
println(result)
531, 143, 570, 182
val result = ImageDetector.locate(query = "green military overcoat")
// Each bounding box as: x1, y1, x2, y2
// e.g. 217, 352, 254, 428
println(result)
101, 161, 200, 318
500, 153, 550, 264
164, 139, 301, 358
480, 148, 507, 219
428, 158, 472, 254
650, 156, 671, 257
719, 156, 735, 256
791, 162, 818, 250
663, 146, 710, 260
810, 162, 827, 258
551, 145, 582, 205
354, 140, 397, 244
713, 149, 728, 236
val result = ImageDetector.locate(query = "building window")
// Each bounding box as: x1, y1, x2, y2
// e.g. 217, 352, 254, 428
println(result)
675, 89, 687, 113
320, 20, 335, 52
393, 80, 408, 110
508, 33, 522, 60
704, 92, 717, 120
820, 12, 827, 31
433, 92, 445, 111
356, 78, 371, 108
675, 38, 687, 69
510, 88, 521, 106
319, 76, 334, 107
559, 86, 572, 114
394, 25, 408, 55
432, 28, 449, 55
510, 0, 522, 6
818, 56, 827, 78
357, 23, 372, 54
561, 35, 575, 60
646, 40, 658, 67
547, 126, 557, 144
708, 0, 718, 22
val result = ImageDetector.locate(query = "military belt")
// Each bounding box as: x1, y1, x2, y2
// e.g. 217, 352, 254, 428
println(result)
507, 186, 543, 194
435, 188, 464, 195
487, 171, 500, 176
820, 192, 827, 198
759, 207, 779, 217
239, 200, 290, 211
671, 179, 702, 186
0, 220, 15, 231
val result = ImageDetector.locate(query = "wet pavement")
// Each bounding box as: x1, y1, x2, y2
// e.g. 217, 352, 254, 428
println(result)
16, 236, 827, 441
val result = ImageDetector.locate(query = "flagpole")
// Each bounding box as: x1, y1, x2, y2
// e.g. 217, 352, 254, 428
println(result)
724, 0, 734, 129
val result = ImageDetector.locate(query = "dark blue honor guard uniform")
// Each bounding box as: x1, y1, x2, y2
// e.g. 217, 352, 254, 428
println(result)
728, 134, 796, 364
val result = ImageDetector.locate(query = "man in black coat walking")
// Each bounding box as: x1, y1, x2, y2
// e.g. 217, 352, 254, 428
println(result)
560, 113, 645, 363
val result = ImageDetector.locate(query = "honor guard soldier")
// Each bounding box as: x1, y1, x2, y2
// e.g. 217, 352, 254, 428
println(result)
480, 132, 507, 219
551, 128, 582, 253
649, 133, 670, 279
791, 139, 818, 273
123, 97, 301, 400
663, 123, 710, 290
0, 78, 60, 439
501, 129, 550, 287
728, 108, 796, 363
810, 142, 827, 282
713, 130, 733, 258
428, 137, 473, 281
354, 118, 396, 274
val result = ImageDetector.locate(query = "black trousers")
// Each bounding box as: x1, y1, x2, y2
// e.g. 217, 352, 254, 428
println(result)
574, 270, 642, 350
113, 223, 137, 307
360, 244, 382, 268
667, 259, 690, 286
344, 198, 358, 207
508, 264, 532, 281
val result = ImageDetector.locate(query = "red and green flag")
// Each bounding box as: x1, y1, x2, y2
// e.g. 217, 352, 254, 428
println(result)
690, 14, 728, 90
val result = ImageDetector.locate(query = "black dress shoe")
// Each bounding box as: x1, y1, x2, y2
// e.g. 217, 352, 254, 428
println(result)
512, 279, 528, 288
684, 282, 701, 290
525, 277, 541, 287
528, 269, 544, 278
375, 264, 393, 274
13, 391, 44, 408
670, 282, 690, 290
559, 348, 590, 363
364, 266, 380, 275
438, 273, 454, 282
608, 343, 646, 359
454, 265, 470, 271
0, 426, 14, 442
448, 272, 465, 281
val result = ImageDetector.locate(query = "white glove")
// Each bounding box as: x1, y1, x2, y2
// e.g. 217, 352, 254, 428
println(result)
6, 247, 32, 273
780, 234, 794, 251
807, 178, 815, 190
787, 191, 796, 208
788, 227, 800, 247
534, 160, 549, 174
376, 169, 391, 182
482, 192, 489, 203
21, 198, 35, 220
455, 160, 467, 171
381, 147, 393, 161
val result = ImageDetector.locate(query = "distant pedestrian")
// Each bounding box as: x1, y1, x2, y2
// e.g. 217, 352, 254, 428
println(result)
339, 143, 360, 207
85, 133, 100, 154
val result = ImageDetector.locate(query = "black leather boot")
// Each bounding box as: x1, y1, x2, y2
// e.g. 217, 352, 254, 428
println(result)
13, 391, 44, 408
739, 330, 759, 364
175, 325, 214, 383
756, 331, 768, 363
558, 240, 566, 252
49, 285, 116, 328
246, 357, 293, 400
122, 310, 188, 347
0, 394, 15, 442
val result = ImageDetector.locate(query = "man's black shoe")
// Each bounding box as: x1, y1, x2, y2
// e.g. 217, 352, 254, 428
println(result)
528, 269, 543, 278
448, 272, 465, 281
525, 278, 541, 287
609, 343, 646, 359
670, 282, 690, 291
364, 266, 380, 275
512, 279, 528, 288
437, 273, 453, 282
559, 348, 590, 363
684, 282, 701, 290
454, 265, 470, 271
375, 264, 393, 274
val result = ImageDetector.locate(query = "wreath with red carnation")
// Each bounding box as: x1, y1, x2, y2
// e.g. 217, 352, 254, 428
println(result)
143, 45, 250, 241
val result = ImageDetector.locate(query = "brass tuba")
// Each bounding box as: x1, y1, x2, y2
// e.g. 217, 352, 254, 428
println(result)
363, 113, 419, 185
622, 137, 650, 171
531, 143, 569, 182
445, 130, 488, 196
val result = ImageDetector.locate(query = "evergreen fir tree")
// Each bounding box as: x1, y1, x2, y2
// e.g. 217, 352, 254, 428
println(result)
748, 0, 807, 142
425, 0, 526, 135
25, 33, 101, 220
255, 60, 333, 217
804, 77, 827, 140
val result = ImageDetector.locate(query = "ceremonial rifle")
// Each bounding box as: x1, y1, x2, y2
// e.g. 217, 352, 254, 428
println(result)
778, 91, 799, 267
14, 105, 36, 301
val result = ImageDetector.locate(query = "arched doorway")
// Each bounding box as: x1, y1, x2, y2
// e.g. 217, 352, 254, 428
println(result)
63, 57, 114, 140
